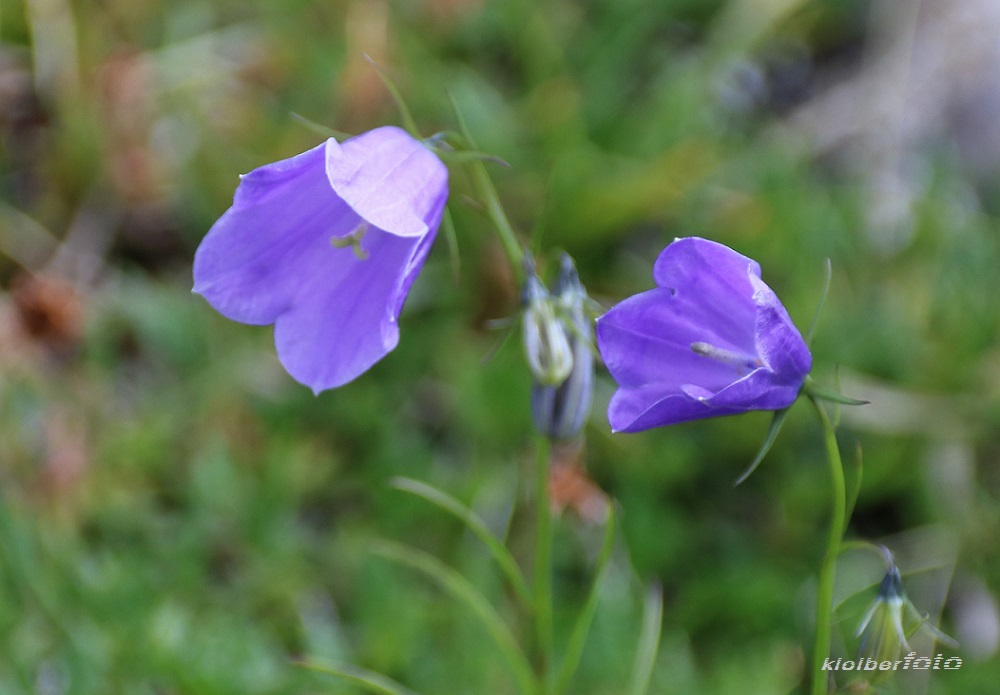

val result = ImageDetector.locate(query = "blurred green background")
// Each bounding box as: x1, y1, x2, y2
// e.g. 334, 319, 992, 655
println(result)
2, 0, 999, 693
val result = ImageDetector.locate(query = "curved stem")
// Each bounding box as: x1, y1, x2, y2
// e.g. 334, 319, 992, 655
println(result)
447, 93, 524, 277
470, 159, 525, 278
533, 435, 554, 692
809, 396, 846, 695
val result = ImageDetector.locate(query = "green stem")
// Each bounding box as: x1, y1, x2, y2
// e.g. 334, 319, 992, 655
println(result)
809, 396, 846, 695
470, 159, 525, 277
533, 435, 553, 693
447, 93, 524, 277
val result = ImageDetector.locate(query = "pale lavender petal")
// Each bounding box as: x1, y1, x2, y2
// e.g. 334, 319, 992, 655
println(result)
273, 226, 437, 392
326, 126, 448, 238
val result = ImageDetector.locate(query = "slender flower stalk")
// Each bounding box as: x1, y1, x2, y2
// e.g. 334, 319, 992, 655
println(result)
448, 95, 524, 277
533, 435, 554, 693
809, 394, 846, 695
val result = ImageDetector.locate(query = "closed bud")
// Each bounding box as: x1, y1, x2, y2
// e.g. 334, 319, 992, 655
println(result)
855, 550, 958, 680
522, 271, 574, 387
526, 254, 594, 440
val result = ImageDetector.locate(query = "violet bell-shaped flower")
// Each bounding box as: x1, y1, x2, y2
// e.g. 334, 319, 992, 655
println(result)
596, 237, 811, 433
193, 126, 448, 393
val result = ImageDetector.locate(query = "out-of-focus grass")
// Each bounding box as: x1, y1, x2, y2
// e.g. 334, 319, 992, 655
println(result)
2, 0, 999, 693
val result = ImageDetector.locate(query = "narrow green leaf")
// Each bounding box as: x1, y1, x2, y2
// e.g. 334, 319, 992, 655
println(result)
734, 406, 791, 486
805, 258, 832, 345
480, 320, 517, 366
372, 540, 537, 695
296, 660, 422, 695
554, 503, 616, 695
802, 381, 869, 407
389, 477, 530, 605
438, 150, 510, 167
626, 583, 664, 695
448, 92, 475, 147
363, 54, 419, 138
288, 112, 350, 140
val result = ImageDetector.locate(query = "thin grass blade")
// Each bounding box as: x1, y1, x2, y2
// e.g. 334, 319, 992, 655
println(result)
554, 503, 616, 694
805, 258, 832, 345
363, 54, 419, 137
296, 660, 422, 695
626, 582, 664, 695
389, 477, 530, 605
372, 540, 536, 695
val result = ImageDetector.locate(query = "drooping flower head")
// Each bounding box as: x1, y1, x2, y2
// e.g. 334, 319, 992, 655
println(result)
193, 126, 448, 393
596, 237, 811, 432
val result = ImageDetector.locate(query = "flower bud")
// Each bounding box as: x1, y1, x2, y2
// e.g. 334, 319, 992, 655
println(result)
855, 554, 957, 671
524, 254, 594, 440
522, 263, 573, 387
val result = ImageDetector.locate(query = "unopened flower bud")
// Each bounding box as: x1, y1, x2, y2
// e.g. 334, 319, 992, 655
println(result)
855, 551, 957, 671
522, 262, 573, 386
525, 254, 594, 440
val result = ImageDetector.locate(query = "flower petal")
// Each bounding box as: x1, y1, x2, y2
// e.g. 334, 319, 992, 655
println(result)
607, 386, 746, 433
750, 274, 813, 380
651, 237, 760, 353
598, 236, 812, 433
596, 288, 739, 392
326, 126, 449, 238
606, 367, 801, 432
272, 226, 437, 392
193, 142, 361, 325
194, 127, 449, 393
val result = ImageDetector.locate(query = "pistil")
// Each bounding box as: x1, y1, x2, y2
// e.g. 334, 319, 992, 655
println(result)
690, 341, 762, 373
331, 222, 370, 260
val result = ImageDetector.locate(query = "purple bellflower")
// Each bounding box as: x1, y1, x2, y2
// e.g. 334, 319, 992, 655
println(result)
193, 126, 448, 393
596, 237, 811, 432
